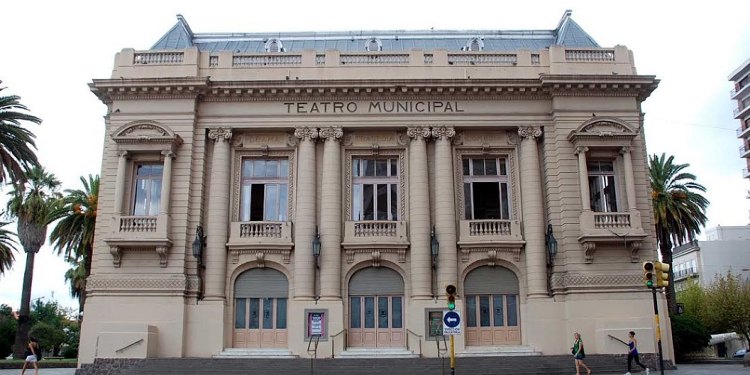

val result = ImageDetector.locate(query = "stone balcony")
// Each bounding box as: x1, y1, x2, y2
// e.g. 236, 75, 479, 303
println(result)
227, 221, 294, 264
578, 210, 648, 263
103, 214, 172, 267
342, 221, 409, 264
457, 220, 525, 264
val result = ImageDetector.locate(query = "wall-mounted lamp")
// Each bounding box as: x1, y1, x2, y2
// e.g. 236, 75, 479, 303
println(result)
312, 226, 321, 269
430, 226, 439, 269
192, 225, 206, 267
546, 224, 558, 266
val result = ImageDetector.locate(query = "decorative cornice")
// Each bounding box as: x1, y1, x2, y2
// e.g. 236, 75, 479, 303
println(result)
294, 127, 319, 141
208, 127, 232, 143
431, 126, 456, 141
539, 74, 659, 101
551, 273, 644, 290
319, 127, 343, 141
89, 77, 210, 103
517, 126, 542, 140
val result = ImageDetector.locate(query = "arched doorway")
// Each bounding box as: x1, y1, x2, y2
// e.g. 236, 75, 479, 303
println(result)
233, 268, 288, 348
348, 267, 405, 348
464, 266, 521, 346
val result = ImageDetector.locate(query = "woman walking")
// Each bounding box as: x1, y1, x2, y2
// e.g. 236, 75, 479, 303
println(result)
20, 337, 39, 375
625, 331, 649, 375
572, 332, 591, 375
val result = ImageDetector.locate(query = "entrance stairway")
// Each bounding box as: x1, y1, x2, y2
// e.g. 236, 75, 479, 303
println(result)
336, 347, 419, 358
77, 354, 668, 375
214, 348, 297, 358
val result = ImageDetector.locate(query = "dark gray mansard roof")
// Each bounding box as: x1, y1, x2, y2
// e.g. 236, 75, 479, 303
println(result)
150, 10, 600, 53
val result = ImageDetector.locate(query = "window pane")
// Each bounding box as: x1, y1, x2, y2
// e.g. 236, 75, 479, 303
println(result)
266, 160, 279, 177
240, 185, 252, 221
263, 298, 274, 329
600, 161, 614, 172
363, 159, 375, 176
148, 180, 161, 216
466, 296, 477, 327
353, 158, 361, 177
463, 159, 470, 176
472, 159, 485, 176
473, 182, 500, 219
235, 299, 246, 329
479, 296, 490, 327
376, 184, 388, 220
133, 180, 148, 216
378, 297, 389, 328
264, 184, 278, 221
253, 160, 265, 177
507, 295, 518, 326
391, 297, 402, 328
353, 184, 363, 220
604, 175, 618, 212
390, 159, 397, 177
280, 159, 289, 177
364, 297, 375, 328
363, 185, 374, 220
249, 298, 260, 329
250, 184, 265, 221
278, 185, 288, 221
492, 295, 504, 327
464, 183, 473, 220
390, 184, 398, 221
485, 159, 497, 176
350, 297, 361, 328
242, 160, 253, 177
501, 183, 510, 219
276, 298, 287, 329
376, 159, 388, 177
499, 159, 507, 176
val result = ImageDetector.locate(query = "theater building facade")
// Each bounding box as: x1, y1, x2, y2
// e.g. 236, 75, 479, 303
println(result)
80, 11, 672, 363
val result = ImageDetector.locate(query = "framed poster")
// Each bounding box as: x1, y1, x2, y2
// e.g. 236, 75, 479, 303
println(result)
304, 309, 328, 340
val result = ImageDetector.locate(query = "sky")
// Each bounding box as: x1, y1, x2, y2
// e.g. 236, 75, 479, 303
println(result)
0, 0, 749, 312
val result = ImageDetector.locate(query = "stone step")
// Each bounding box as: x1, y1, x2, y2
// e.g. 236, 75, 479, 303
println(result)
336, 347, 419, 358
458, 345, 541, 357
213, 348, 298, 358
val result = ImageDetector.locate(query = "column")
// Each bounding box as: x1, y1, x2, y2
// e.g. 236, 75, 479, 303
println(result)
204, 127, 232, 301
114, 151, 128, 215
294, 127, 318, 299
432, 126, 458, 291
620, 147, 637, 211
159, 151, 174, 215
407, 127, 432, 298
319, 127, 343, 299
518, 127, 547, 298
576, 146, 591, 211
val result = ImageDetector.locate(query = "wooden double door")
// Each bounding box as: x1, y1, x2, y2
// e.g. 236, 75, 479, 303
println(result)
232, 268, 288, 349
463, 266, 522, 346
348, 295, 405, 348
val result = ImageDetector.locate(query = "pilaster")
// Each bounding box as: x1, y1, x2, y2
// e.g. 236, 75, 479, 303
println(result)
204, 127, 232, 301
518, 126, 547, 298
294, 127, 318, 299
319, 127, 343, 299
407, 127, 432, 298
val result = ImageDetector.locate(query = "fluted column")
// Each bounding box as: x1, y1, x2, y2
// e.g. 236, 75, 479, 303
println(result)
114, 151, 128, 215
407, 127, 432, 298
294, 127, 318, 299
432, 126, 458, 292
576, 146, 591, 211
319, 127, 343, 299
159, 151, 174, 215
620, 147, 637, 211
518, 127, 547, 298
204, 128, 232, 301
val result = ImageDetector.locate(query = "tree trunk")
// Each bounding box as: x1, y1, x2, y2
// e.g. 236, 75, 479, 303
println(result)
12, 251, 35, 359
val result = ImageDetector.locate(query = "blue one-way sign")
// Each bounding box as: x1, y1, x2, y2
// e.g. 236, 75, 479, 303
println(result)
443, 311, 462, 335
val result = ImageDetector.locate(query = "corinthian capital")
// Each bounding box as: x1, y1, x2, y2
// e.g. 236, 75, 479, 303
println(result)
517, 126, 542, 140
294, 127, 319, 141
208, 128, 233, 143
319, 127, 343, 141
431, 126, 456, 141
406, 127, 431, 140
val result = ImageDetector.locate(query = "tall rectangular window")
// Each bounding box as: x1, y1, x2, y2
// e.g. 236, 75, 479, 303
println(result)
588, 160, 618, 212
133, 164, 163, 216
462, 157, 510, 220
239, 159, 289, 221
352, 157, 399, 221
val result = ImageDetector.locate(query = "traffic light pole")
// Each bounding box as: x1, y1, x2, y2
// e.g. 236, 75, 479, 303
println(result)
450, 335, 455, 375
651, 287, 665, 375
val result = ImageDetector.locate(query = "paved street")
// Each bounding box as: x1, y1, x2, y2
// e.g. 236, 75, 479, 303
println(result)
0, 363, 747, 375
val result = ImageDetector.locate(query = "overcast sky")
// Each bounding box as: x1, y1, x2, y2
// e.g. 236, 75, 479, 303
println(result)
1, 0, 749, 311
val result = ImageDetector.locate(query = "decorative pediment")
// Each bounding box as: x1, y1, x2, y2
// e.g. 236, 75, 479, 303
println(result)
111, 120, 183, 152
567, 117, 637, 148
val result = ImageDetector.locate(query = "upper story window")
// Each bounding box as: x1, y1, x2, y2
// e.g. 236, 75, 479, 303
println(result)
240, 158, 289, 221
265, 38, 284, 52
352, 157, 398, 221
464, 37, 484, 51
132, 164, 163, 216
588, 160, 618, 212
365, 38, 383, 52
462, 157, 510, 220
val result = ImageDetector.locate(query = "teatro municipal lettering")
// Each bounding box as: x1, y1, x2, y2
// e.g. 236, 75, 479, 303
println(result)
284, 101, 465, 114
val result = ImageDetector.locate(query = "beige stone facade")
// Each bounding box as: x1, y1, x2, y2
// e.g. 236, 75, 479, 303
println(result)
79, 13, 673, 364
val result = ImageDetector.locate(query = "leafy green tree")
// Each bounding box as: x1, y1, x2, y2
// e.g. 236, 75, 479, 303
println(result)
50, 174, 98, 316
0, 304, 17, 358
28, 298, 72, 356
0, 220, 18, 275
60, 323, 79, 358
671, 314, 711, 360
0, 82, 42, 186
703, 271, 750, 347
649, 153, 709, 315
6, 166, 61, 358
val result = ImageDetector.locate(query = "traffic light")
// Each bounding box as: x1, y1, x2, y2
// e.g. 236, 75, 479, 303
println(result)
446, 284, 457, 310
654, 261, 670, 288
643, 261, 655, 288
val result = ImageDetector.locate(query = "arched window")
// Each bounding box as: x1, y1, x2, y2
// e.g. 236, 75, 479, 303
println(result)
464, 37, 484, 51
265, 38, 284, 53
365, 38, 382, 52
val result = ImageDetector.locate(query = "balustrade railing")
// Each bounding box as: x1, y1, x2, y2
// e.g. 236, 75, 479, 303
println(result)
565, 49, 615, 62
592, 213, 631, 229
340, 54, 409, 65
119, 216, 158, 232
468, 220, 512, 236
239, 222, 284, 238
233, 54, 302, 66
740, 145, 749, 156
448, 53, 517, 65
133, 52, 184, 65
353, 221, 397, 237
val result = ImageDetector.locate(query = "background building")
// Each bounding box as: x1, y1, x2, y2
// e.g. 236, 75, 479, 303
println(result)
731, 58, 750, 183
79, 11, 671, 364
673, 226, 750, 289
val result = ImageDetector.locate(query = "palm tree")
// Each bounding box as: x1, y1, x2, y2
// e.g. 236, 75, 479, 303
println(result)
0, 82, 42, 186
649, 153, 709, 315
50, 174, 99, 316
0, 220, 19, 275
64, 258, 86, 321
6, 166, 61, 359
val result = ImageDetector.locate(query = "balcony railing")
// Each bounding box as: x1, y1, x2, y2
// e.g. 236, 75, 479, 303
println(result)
343, 221, 408, 246
133, 52, 184, 65
743, 168, 750, 179
352, 221, 399, 237
233, 54, 302, 66
108, 214, 170, 241
228, 221, 293, 247
447, 53, 517, 65
340, 54, 410, 65
740, 145, 750, 156
458, 219, 522, 245
564, 49, 615, 62
592, 213, 631, 229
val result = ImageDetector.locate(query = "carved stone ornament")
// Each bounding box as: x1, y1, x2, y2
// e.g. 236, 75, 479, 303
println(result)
629, 241, 642, 263
256, 252, 266, 268
208, 128, 233, 143
319, 127, 343, 141
345, 248, 407, 264
406, 127, 431, 140
575, 146, 589, 155
110, 246, 122, 267
517, 126, 542, 140
582, 242, 596, 263
460, 247, 522, 263
619, 146, 631, 155
156, 246, 168, 267
371, 251, 381, 267
431, 126, 456, 141
294, 127, 319, 141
